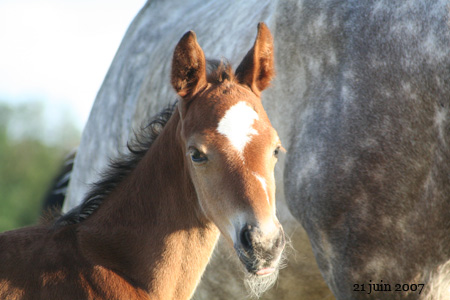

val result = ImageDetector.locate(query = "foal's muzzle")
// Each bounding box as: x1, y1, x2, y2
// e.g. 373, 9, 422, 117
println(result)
235, 223, 285, 275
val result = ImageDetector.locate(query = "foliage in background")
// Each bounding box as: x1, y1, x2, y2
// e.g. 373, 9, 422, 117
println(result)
0, 101, 80, 232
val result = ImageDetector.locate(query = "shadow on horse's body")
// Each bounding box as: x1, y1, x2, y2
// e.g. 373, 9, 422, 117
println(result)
63, 1, 450, 299
0, 24, 286, 300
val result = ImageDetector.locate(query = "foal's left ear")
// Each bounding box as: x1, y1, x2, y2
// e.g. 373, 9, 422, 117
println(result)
235, 23, 275, 96
171, 31, 208, 100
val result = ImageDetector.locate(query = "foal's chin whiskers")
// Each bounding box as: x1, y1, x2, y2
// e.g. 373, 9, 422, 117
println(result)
232, 244, 285, 299
244, 269, 279, 299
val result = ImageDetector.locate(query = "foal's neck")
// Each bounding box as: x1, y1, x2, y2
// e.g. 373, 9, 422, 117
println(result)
77, 111, 220, 300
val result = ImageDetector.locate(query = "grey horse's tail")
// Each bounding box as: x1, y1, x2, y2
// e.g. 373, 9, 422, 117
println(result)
41, 148, 76, 213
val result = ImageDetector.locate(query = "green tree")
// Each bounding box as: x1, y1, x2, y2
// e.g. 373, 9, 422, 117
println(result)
0, 101, 80, 232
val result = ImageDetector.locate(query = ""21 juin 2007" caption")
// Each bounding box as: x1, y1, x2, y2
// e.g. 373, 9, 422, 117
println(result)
353, 280, 425, 295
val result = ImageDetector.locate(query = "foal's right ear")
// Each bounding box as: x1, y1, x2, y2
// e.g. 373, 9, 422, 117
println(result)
171, 31, 208, 100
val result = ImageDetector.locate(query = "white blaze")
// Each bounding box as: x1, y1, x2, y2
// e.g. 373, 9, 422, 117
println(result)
217, 102, 259, 155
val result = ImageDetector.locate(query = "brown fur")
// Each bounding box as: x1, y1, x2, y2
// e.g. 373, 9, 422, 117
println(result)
236, 23, 275, 96
0, 23, 283, 300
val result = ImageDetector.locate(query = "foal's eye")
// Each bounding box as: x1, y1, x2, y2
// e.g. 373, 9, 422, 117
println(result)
190, 148, 208, 163
273, 146, 281, 158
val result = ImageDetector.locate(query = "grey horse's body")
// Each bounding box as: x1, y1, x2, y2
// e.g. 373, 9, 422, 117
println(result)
65, 1, 450, 299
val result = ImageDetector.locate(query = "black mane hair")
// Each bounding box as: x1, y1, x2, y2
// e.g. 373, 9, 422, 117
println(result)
54, 103, 176, 228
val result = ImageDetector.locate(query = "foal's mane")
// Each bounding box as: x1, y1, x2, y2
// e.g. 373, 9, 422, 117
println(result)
54, 60, 232, 228
54, 103, 176, 227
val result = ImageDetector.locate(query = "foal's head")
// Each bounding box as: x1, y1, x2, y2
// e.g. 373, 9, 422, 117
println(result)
171, 23, 285, 284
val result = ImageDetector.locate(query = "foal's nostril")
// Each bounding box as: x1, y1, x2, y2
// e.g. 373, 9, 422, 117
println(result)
240, 225, 253, 251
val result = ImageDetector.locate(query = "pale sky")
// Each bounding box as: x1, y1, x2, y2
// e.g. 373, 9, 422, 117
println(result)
0, 0, 146, 131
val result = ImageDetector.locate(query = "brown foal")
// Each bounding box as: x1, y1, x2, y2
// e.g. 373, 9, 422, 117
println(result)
0, 23, 284, 300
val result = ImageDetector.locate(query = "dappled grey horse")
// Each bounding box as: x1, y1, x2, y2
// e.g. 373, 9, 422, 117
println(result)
64, 0, 449, 299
